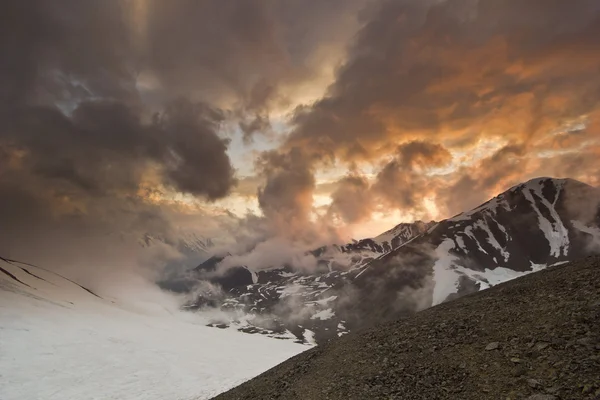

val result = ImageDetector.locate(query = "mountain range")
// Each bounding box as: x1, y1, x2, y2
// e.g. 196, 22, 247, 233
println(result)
183, 177, 600, 344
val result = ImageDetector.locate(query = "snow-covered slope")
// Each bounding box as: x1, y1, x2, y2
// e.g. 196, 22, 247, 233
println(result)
427, 177, 599, 303
0, 258, 306, 400
371, 220, 434, 252
187, 178, 600, 345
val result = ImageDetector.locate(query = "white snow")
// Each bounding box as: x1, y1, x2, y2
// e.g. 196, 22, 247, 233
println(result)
522, 182, 569, 257
489, 214, 509, 241
303, 329, 317, 345
373, 224, 409, 247
477, 263, 546, 286
431, 239, 461, 305
0, 261, 306, 400
279, 284, 303, 297
249, 268, 258, 284
310, 308, 335, 320
337, 322, 348, 337
464, 225, 489, 254
474, 219, 510, 262
432, 238, 552, 306
443, 262, 547, 293
455, 236, 466, 251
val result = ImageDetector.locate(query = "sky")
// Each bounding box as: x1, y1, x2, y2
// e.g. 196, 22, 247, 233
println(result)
1, 0, 600, 281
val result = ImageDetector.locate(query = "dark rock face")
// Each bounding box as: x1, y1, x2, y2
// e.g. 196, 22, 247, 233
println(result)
215, 257, 600, 400
192, 178, 600, 345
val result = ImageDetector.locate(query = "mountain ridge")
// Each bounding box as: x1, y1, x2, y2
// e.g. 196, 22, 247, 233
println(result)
187, 177, 600, 344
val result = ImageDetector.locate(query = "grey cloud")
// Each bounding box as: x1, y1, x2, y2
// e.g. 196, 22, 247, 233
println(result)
3, 99, 234, 201
284, 0, 600, 158
257, 0, 600, 226
257, 148, 316, 233
0, 0, 386, 300
144, 0, 371, 114
328, 174, 373, 224
372, 141, 451, 212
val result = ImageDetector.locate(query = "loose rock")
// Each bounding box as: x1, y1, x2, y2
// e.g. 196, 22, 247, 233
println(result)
485, 342, 500, 351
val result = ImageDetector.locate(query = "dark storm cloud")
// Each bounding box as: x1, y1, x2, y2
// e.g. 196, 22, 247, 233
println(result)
3, 98, 234, 201
284, 0, 600, 159
0, 0, 378, 285
372, 141, 451, 213
0, 0, 371, 217
144, 0, 285, 107
156, 100, 235, 199
257, 0, 600, 224
2, 0, 599, 279
0, 0, 138, 108
328, 174, 373, 224
0, 97, 236, 272
143, 0, 371, 110
256, 148, 316, 234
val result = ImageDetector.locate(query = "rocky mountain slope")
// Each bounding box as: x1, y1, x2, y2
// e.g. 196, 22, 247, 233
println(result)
215, 256, 600, 400
190, 178, 600, 344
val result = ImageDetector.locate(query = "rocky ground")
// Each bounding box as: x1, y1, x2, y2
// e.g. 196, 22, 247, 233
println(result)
214, 256, 600, 400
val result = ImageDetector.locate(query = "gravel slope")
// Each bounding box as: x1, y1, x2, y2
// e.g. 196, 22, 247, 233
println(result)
215, 256, 600, 400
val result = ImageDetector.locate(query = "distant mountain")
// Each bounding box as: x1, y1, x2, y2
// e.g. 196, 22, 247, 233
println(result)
140, 231, 214, 255
185, 221, 432, 340
216, 257, 600, 400
188, 178, 600, 344
145, 232, 215, 293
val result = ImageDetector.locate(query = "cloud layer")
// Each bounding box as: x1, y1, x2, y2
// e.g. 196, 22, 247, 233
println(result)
258, 0, 600, 230
1, 0, 599, 282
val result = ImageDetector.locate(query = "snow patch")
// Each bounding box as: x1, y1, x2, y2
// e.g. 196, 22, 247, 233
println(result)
432, 239, 461, 305
303, 329, 317, 345
431, 238, 555, 306
279, 284, 303, 297
310, 308, 335, 320
522, 186, 569, 257
464, 225, 488, 254
475, 219, 510, 262
249, 268, 258, 284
